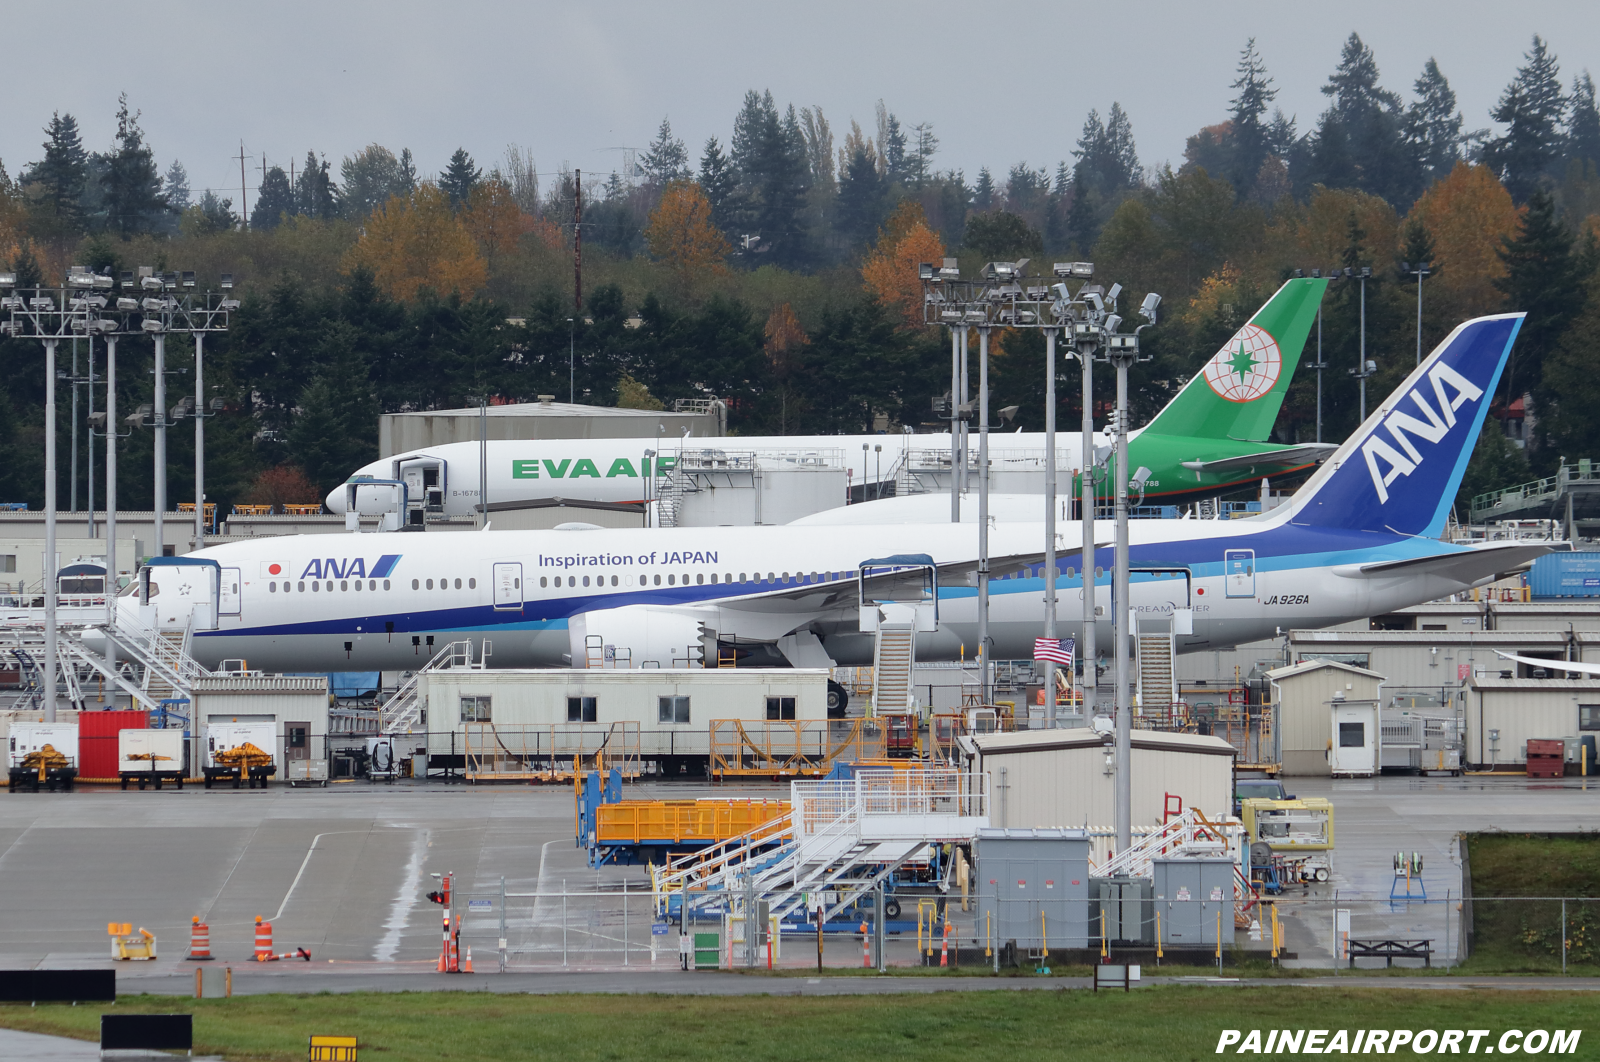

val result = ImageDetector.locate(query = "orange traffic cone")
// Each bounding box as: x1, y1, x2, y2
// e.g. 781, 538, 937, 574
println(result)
253, 917, 273, 962
940, 919, 950, 968
187, 917, 213, 961
462, 946, 474, 973
860, 922, 870, 968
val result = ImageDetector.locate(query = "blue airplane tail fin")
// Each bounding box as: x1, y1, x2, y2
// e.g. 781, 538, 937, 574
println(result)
1277, 313, 1523, 539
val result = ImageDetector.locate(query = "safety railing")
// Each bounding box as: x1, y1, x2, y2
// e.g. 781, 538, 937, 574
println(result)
380, 640, 471, 734
708, 718, 885, 779
463, 721, 642, 781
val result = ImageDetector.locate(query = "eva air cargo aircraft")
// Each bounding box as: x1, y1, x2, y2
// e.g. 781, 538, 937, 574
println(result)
164, 313, 1542, 676
328, 278, 1331, 519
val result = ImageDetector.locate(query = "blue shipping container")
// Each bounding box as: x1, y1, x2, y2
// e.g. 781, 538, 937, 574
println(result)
1527, 551, 1600, 598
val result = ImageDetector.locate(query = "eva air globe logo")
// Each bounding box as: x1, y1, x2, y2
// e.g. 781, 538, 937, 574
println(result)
1202, 323, 1281, 403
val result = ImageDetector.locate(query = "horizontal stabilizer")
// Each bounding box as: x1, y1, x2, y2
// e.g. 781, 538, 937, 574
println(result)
1332, 542, 1550, 583
1492, 650, 1600, 677
1179, 442, 1338, 475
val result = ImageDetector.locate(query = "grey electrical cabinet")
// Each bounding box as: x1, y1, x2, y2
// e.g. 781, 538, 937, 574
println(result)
1152, 856, 1236, 947
975, 828, 1090, 952
1089, 876, 1154, 944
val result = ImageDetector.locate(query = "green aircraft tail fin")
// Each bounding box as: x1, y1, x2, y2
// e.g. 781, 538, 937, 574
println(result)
1139, 276, 1328, 443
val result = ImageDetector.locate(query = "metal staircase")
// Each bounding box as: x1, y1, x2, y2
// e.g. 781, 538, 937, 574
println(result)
1136, 629, 1175, 721
656, 768, 988, 928
870, 624, 915, 716
380, 639, 477, 734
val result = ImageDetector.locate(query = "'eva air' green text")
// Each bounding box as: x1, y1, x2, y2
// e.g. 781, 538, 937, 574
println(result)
510, 456, 676, 479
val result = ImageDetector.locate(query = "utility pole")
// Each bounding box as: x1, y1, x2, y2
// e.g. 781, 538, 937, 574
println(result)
86, 336, 95, 537
153, 330, 167, 558
237, 142, 251, 231
1079, 328, 1097, 719
105, 334, 118, 685
573, 169, 583, 313
1111, 347, 1133, 852
70, 337, 79, 513
43, 338, 58, 721
950, 325, 960, 522
193, 334, 205, 550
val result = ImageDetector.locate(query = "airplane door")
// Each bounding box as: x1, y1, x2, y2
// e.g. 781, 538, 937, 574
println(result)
1224, 549, 1255, 598
219, 567, 241, 617
492, 562, 523, 611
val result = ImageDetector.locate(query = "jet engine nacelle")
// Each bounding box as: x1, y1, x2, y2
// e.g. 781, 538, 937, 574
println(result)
568, 605, 717, 669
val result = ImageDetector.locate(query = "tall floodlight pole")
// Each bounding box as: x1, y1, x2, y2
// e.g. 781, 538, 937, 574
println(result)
104, 334, 119, 683
958, 327, 970, 498
43, 337, 59, 720
153, 329, 166, 558
1403, 260, 1431, 366
1042, 326, 1060, 727
70, 337, 79, 513
1079, 326, 1098, 718
86, 337, 95, 537
976, 325, 991, 704
950, 325, 960, 521
193, 334, 206, 549
1110, 342, 1134, 851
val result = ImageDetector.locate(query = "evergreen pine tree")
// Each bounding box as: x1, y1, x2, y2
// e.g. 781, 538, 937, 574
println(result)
698, 137, 736, 233
99, 95, 167, 236
641, 118, 690, 185
439, 148, 481, 207
25, 112, 88, 228
251, 166, 294, 230
834, 145, 883, 246
972, 167, 996, 211
1409, 59, 1464, 183
908, 123, 938, 190
396, 149, 419, 195
1227, 38, 1277, 196
162, 160, 191, 211
1313, 33, 1418, 207
1484, 36, 1568, 202
1495, 190, 1583, 412
1567, 72, 1600, 170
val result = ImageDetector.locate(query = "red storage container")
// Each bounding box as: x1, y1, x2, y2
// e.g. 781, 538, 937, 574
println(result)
79, 710, 150, 781
1526, 738, 1566, 779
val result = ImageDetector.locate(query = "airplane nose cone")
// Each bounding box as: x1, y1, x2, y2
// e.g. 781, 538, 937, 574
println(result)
325, 487, 346, 514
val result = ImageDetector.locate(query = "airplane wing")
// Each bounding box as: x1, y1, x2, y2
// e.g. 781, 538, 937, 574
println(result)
1179, 443, 1338, 475
712, 544, 1111, 615
1332, 543, 1552, 582
1493, 650, 1600, 677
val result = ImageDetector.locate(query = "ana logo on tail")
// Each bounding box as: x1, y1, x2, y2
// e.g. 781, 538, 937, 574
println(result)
1362, 361, 1485, 504
1202, 323, 1282, 403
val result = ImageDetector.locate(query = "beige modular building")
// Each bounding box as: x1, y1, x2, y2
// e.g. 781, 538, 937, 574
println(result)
972, 729, 1235, 864
1266, 659, 1386, 776
1286, 629, 1576, 689
1463, 675, 1600, 768
192, 675, 332, 773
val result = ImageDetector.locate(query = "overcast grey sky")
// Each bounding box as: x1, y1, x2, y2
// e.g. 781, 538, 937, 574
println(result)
6, 1, 1597, 205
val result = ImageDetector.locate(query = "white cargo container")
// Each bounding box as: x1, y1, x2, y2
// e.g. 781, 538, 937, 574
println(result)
7, 722, 79, 791
203, 722, 279, 789
118, 729, 187, 790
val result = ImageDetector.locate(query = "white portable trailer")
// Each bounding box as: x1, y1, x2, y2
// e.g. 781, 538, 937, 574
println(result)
7, 722, 79, 790
118, 729, 187, 790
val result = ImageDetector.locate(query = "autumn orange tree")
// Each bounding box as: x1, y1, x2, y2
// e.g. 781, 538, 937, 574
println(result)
343, 182, 487, 301
462, 176, 533, 259
1409, 162, 1520, 322
645, 180, 729, 292
860, 200, 945, 329
763, 302, 809, 432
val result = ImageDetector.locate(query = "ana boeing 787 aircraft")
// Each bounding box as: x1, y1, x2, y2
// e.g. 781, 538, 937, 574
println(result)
149, 313, 1540, 678
328, 278, 1331, 517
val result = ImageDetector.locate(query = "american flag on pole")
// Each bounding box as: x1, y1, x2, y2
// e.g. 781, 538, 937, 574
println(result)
1034, 637, 1074, 666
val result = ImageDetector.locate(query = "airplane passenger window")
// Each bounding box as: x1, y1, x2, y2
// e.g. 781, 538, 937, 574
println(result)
426, 579, 433, 590
468, 578, 476, 589
582, 576, 590, 587
540, 577, 548, 588
454, 578, 462, 589
568, 576, 575, 587
611, 575, 618, 586
710, 573, 717, 584
383, 580, 391, 590
668, 574, 676, 585
412, 579, 420, 590
768, 573, 775, 582
354, 580, 361, 591
298, 581, 305, 592
370, 580, 377, 590
653, 575, 661, 586
696, 574, 704, 585
341, 580, 348, 591
269, 582, 276, 592
682, 573, 689, 585
740, 573, 746, 582
326, 582, 333, 592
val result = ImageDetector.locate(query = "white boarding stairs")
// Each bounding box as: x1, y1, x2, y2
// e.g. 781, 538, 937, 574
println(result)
381, 639, 481, 734
870, 624, 915, 716
667, 769, 988, 927
1135, 629, 1175, 718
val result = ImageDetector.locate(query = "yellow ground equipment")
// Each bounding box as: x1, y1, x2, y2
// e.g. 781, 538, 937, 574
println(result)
107, 923, 157, 960
576, 767, 790, 867
1240, 797, 1334, 884
206, 741, 276, 789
